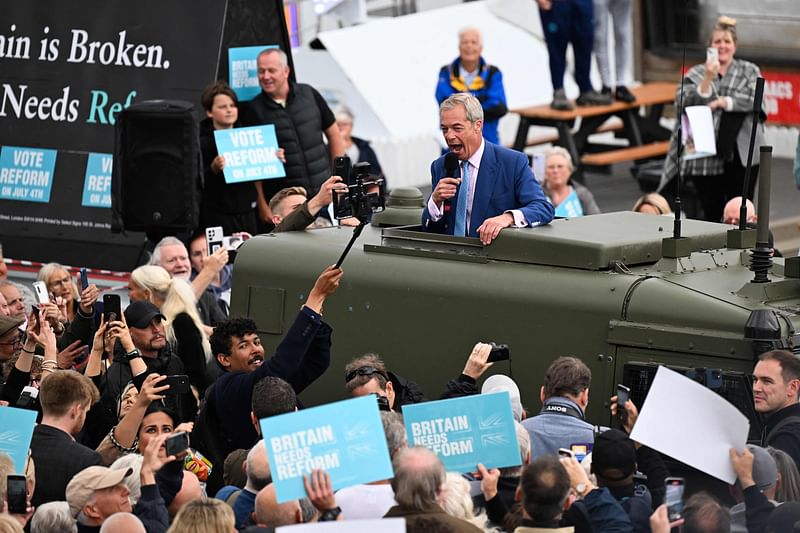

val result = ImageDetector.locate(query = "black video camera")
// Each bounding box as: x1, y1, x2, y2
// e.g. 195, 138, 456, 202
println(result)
332, 156, 386, 222
488, 342, 510, 362
17, 386, 39, 410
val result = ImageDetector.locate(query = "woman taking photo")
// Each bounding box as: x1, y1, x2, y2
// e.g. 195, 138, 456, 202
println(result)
660, 16, 765, 223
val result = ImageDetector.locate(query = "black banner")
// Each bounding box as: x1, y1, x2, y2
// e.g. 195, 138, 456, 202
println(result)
0, 0, 289, 270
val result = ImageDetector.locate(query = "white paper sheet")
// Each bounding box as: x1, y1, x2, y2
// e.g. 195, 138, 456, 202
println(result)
276, 518, 405, 532
629, 366, 749, 484
682, 105, 717, 160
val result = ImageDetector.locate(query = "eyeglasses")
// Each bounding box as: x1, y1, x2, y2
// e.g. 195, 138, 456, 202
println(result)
345, 366, 388, 384
0, 334, 22, 348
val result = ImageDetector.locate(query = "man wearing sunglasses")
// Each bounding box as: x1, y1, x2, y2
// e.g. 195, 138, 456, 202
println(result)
344, 343, 496, 412
344, 354, 423, 413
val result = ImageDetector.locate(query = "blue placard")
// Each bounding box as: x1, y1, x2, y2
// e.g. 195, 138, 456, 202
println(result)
0, 406, 37, 473
214, 125, 286, 184
261, 395, 393, 503
402, 392, 520, 473
228, 45, 277, 102
0, 145, 57, 203
81, 153, 113, 208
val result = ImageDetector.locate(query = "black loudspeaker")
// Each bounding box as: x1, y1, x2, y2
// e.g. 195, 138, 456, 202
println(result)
112, 100, 202, 234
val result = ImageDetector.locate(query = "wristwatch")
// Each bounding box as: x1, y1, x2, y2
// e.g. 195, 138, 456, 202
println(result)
320, 506, 342, 521
124, 348, 142, 363
575, 482, 593, 498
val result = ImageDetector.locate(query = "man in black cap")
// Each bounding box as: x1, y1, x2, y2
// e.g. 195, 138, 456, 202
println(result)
101, 300, 196, 423
591, 429, 653, 533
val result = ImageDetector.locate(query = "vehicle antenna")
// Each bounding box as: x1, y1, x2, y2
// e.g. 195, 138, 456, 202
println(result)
671, 0, 689, 241
738, 77, 766, 231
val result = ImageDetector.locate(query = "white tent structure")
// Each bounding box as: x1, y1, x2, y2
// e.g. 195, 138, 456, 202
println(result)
290, 0, 797, 189
293, 0, 602, 188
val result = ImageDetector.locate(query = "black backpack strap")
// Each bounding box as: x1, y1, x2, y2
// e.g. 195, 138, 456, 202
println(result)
766, 415, 800, 445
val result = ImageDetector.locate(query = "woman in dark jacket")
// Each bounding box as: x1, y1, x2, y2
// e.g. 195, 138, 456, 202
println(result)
334, 105, 386, 186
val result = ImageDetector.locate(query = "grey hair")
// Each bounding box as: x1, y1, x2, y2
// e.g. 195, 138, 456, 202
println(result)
111, 454, 143, 504
246, 440, 272, 491
299, 498, 318, 523
37, 262, 79, 300
391, 447, 445, 510
381, 411, 408, 457
117, 381, 138, 420
149, 236, 186, 267
500, 421, 531, 477
31, 501, 77, 533
257, 47, 288, 68
767, 446, 800, 502
334, 105, 354, 123
441, 472, 495, 532
458, 27, 483, 45
36, 262, 68, 283
440, 93, 484, 123
76, 511, 92, 527
544, 146, 574, 172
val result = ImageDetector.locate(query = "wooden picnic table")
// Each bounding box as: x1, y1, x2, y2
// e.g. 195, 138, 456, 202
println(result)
511, 82, 676, 181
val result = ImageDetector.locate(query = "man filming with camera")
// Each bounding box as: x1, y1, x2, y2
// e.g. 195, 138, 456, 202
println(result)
271, 176, 357, 231
423, 93, 554, 245
344, 342, 498, 412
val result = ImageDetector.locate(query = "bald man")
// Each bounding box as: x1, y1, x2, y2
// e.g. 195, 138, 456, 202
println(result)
722, 197, 756, 225
232, 440, 272, 529
254, 484, 303, 527
168, 471, 203, 518
99, 512, 146, 533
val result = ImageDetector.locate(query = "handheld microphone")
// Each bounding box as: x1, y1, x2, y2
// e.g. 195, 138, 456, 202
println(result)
443, 152, 460, 214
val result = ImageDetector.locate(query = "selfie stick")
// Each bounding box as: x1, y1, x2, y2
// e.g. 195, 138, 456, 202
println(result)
334, 220, 367, 269
738, 76, 765, 231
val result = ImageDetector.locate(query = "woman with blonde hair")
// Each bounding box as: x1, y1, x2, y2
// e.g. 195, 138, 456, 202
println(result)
632, 193, 672, 215
37, 262, 100, 336
167, 498, 235, 533
0, 515, 24, 533
128, 264, 212, 392
660, 16, 765, 222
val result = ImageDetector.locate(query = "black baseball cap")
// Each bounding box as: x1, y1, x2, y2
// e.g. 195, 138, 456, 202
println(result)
591, 429, 637, 481
124, 300, 166, 329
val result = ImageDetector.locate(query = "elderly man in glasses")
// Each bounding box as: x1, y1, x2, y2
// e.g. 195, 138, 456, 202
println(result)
0, 315, 24, 369
344, 343, 497, 412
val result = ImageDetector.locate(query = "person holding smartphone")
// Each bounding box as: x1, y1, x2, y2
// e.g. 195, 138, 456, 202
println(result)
194, 265, 342, 496
610, 389, 671, 509
659, 15, 766, 223
98, 303, 198, 426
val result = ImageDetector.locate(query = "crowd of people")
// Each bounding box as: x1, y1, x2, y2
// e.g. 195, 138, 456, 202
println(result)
2, 259, 800, 533
196, 8, 774, 236
0, 5, 790, 532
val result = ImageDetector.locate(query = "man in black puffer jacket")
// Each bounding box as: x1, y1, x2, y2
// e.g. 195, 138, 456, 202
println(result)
240, 47, 345, 228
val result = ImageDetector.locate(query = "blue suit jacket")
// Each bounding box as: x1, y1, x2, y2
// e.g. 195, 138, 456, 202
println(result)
422, 141, 554, 237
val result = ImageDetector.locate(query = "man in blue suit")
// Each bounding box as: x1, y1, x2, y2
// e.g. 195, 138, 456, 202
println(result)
423, 93, 554, 245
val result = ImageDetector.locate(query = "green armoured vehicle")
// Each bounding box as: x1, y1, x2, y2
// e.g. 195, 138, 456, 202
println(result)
229, 186, 800, 436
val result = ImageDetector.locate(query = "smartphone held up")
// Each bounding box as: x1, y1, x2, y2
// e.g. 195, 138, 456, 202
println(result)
665, 477, 685, 521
